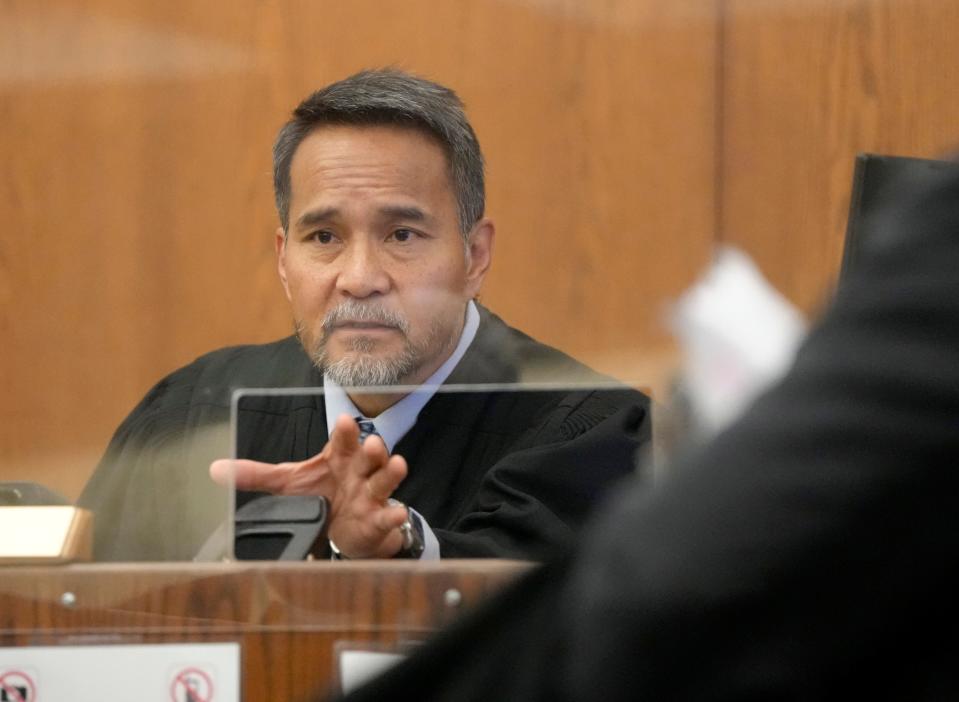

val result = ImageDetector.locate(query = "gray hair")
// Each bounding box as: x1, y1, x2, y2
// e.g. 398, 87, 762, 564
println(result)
273, 69, 485, 238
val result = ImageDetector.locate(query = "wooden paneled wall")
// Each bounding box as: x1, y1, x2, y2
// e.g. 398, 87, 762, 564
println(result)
1, 1, 718, 499
5, 0, 958, 502
722, 0, 959, 314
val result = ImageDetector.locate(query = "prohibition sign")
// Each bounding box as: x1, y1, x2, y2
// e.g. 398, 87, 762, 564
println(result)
0, 670, 36, 702
170, 667, 213, 702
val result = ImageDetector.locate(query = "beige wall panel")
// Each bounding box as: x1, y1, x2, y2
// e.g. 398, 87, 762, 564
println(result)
722, 0, 959, 314
1, 0, 717, 499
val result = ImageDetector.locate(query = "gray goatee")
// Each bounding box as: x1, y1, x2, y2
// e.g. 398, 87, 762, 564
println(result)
298, 300, 453, 387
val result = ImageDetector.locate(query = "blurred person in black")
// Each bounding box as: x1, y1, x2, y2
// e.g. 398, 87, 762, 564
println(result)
339, 162, 959, 700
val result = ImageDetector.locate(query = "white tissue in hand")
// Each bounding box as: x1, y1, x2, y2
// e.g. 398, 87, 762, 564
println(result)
671, 247, 807, 436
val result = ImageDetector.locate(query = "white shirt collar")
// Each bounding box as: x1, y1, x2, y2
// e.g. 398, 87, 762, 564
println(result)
323, 300, 480, 452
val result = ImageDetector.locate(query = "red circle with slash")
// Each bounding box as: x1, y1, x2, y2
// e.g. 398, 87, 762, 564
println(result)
170, 667, 213, 702
0, 671, 36, 702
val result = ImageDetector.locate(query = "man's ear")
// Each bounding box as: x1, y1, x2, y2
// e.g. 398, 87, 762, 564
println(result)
465, 219, 494, 298
275, 226, 292, 301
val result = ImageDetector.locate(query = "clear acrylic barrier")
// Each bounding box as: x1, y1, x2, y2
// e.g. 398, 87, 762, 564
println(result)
0, 420, 236, 565
226, 380, 655, 562
0, 378, 648, 635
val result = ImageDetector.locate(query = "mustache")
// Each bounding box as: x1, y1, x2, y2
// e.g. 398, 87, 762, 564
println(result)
321, 300, 411, 335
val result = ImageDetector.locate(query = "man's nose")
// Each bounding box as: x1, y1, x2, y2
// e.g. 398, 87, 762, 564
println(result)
335, 240, 391, 298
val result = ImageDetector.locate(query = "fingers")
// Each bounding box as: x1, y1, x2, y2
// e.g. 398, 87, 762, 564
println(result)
374, 501, 411, 532
358, 431, 390, 476
209, 459, 232, 486
365, 454, 408, 503
209, 455, 331, 496
209, 458, 290, 493
329, 501, 410, 558
331, 412, 392, 468
329, 413, 361, 454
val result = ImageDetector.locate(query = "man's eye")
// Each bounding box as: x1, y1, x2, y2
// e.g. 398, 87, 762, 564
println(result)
310, 230, 335, 244
391, 228, 416, 243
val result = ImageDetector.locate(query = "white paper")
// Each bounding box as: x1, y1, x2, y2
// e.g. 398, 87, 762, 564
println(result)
671, 247, 807, 437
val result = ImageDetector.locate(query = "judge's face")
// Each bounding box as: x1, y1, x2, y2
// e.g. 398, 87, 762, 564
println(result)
276, 125, 493, 389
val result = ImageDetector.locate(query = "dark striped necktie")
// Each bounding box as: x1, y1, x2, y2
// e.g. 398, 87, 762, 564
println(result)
355, 417, 378, 443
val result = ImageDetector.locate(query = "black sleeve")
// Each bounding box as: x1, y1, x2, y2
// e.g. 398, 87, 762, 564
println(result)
434, 401, 650, 560
78, 361, 231, 561
79, 338, 317, 561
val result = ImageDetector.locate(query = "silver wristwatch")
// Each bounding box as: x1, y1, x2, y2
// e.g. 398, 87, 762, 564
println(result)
329, 500, 425, 560
389, 498, 425, 559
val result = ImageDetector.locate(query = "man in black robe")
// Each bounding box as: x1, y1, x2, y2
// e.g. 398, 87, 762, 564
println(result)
339, 164, 959, 699
79, 69, 649, 561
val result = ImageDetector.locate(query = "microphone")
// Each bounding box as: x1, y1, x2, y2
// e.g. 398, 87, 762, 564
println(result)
193, 495, 330, 562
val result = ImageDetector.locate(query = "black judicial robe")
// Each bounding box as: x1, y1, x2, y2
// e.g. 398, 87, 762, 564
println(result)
340, 170, 959, 700
79, 306, 650, 561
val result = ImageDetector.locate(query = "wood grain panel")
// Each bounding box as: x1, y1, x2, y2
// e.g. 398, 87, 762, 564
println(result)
1, 0, 717, 498
722, 0, 959, 314
0, 560, 529, 701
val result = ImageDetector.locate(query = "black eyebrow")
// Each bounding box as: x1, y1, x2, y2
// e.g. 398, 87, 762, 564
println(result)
294, 204, 431, 230
295, 207, 339, 229
378, 205, 428, 223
